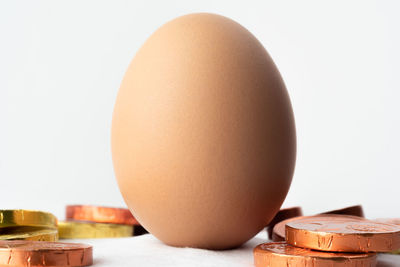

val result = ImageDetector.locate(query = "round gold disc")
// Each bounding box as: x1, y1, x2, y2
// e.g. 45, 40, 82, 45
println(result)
58, 221, 133, 239
0, 210, 57, 229
0, 227, 58, 241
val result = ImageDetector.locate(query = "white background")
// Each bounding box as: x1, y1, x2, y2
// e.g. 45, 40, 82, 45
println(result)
1, 1, 399, 221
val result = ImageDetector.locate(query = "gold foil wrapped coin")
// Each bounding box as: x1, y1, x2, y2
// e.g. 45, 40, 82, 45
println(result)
254, 242, 377, 267
390, 249, 400, 255
58, 221, 133, 239
0, 227, 58, 241
0, 210, 57, 229
286, 214, 400, 252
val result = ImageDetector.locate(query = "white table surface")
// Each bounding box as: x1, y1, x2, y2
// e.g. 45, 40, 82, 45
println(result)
66, 231, 400, 267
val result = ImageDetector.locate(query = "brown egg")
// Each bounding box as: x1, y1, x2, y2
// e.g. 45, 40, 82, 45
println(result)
111, 13, 296, 250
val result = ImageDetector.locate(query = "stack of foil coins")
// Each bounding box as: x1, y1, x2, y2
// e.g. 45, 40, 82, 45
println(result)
58, 205, 147, 239
0, 209, 94, 266
0, 210, 58, 241
255, 205, 400, 267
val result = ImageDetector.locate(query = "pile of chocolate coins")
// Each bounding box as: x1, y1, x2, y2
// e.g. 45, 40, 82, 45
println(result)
0, 206, 146, 266
0, 210, 58, 241
254, 205, 400, 266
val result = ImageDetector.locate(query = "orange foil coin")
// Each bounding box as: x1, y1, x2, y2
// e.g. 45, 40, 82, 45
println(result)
66, 205, 139, 225
254, 242, 377, 267
0, 240, 93, 266
272, 216, 306, 241
373, 218, 400, 255
286, 215, 400, 252
266, 207, 302, 240
272, 206, 364, 242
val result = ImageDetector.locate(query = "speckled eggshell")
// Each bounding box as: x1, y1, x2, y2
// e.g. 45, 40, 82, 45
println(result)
111, 13, 296, 250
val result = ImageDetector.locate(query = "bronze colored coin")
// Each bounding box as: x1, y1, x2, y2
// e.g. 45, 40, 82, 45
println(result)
321, 205, 364, 218
286, 214, 400, 252
0, 210, 57, 229
66, 205, 138, 225
0, 240, 92, 266
271, 206, 364, 242
373, 218, 400, 254
272, 216, 307, 241
58, 221, 133, 239
266, 207, 302, 240
0, 227, 58, 241
254, 242, 377, 267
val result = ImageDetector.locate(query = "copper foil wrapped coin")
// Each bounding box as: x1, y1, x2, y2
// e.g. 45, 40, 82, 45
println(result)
271, 206, 364, 242
0, 240, 93, 266
272, 216, 307, 241
66, 205, 139, 225
254, 242, 377, 267
286, 215, 400, 252
373, 218, 400, 254
266, 207, 302, 240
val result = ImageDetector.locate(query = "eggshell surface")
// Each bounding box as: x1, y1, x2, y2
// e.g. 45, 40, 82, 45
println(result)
112, 13, 296, 249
